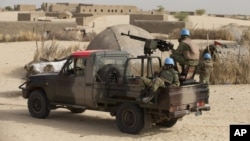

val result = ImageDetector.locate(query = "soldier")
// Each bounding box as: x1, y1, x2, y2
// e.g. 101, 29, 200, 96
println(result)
198, 53, 213, 84
139, 57, 180, 103
170, 29, 200, 75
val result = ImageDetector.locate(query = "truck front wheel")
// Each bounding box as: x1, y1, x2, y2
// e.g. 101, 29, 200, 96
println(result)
28, 90, 50, 118
116, 103, 144, 134
155, 118, 178, 128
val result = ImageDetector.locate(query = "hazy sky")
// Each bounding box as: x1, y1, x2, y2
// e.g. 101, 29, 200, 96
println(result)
1, 0, 250, 15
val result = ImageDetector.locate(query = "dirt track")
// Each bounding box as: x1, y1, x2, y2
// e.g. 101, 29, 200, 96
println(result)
1, 82, 250, 141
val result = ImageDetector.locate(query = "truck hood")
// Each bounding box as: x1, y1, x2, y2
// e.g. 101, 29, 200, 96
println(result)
28, 72, 59, 81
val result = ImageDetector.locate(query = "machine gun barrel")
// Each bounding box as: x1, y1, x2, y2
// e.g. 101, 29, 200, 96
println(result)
121, 32, 148, 42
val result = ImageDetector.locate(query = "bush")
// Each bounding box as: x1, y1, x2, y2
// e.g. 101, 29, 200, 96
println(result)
155, 5, 165, 13
5, 6, 13, 11
174, 12, 189, 21
195, 9, 206, 15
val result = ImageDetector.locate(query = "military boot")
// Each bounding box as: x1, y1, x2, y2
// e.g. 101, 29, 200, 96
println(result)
136, 90, 146, 102
141, 90, 156, 103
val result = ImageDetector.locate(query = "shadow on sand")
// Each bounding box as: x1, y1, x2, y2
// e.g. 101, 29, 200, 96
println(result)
0, 102, 171, 137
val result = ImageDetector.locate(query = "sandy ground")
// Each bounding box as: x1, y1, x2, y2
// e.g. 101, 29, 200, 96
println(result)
1, 13, 250, 141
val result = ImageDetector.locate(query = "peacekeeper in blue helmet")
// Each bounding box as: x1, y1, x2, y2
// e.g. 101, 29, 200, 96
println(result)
170, 29, 200, 75
139, 57, 180, 103
197, 53, 214, 84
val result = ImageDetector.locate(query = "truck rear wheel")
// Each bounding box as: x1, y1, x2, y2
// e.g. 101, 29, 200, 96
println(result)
155, 118, 178, 128
116, 103, 144, 134
28, 90, 50, 118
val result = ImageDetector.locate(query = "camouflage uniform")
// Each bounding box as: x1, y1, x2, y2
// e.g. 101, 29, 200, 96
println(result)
198, 60, 213, 84
139, 68, 180, 92
170, 38, 200, 66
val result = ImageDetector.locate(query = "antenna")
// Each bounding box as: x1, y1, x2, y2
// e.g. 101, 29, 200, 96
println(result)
207, 33, 210, 54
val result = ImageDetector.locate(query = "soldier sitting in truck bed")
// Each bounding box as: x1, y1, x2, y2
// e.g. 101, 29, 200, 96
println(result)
139, 57, 180, 103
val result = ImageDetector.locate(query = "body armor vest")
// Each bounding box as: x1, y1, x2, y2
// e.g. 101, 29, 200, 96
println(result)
159, 69, 176, 84
182, 38, 200, 60
201, 60, 213, 76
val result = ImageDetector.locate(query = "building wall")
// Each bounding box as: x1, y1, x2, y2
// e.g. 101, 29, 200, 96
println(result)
170, 11, 196, 15
50, 4, 78, 13
18, 12, 45, 21
14, 5, 36, 11
45, 12, 60, 17
0, 21, 77, 36
130, 14, 168, 25
42, 3, 78, 12
77, 5, 138, 15
76, 15, 99, 26
41, 3, 52, 12
132, 20, 193, 34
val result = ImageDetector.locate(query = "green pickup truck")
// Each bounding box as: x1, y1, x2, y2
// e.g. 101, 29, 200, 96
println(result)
19, 48, 210, 134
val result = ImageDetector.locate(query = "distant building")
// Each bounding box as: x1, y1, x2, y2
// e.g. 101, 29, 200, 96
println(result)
14, 4, 36, 11
41, 2, 139, 15
77, 4, 138, 15
41, 3, 79, 13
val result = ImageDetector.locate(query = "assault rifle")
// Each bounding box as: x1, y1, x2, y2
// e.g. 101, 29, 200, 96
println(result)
121, 31, 174, 55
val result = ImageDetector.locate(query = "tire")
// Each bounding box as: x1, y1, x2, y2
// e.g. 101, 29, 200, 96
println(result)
69, 108, 86, 113
156, 118, 178, 128
28, 90, 50, 118
116, 103, 144, 134
97, 64, 121, 83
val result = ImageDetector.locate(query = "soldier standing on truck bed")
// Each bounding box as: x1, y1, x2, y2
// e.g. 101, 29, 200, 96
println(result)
170, 29, 200, 77
139, 57, 180, 103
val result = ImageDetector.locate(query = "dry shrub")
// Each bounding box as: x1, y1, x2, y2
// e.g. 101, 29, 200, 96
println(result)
241, 30, 250, 41
33, 40, 85, 62
0, 30, 80, 42
191, 29, 234, 40
47, 30, 77, 41
0, 32, 40, 42
170, 29, 234, 40
210, 56, 250, 84
0, 34, 12, 42
209, 35, 250, 84
16, 31, 40, 41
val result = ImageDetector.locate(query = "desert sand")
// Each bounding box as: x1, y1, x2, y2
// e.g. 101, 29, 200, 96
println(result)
1, 14, 250, 141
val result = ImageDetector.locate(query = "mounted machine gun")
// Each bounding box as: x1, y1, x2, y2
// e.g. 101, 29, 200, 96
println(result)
121, 31, 174, 56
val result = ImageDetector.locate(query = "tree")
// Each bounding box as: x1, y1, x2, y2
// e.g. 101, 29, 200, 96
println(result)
5, 6, 13, 11
174, 12, 189, 21
155, 5, 165, 12
195, 9, 206, 15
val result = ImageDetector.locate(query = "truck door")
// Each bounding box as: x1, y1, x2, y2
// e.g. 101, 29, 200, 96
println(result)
55, 57, 86, 105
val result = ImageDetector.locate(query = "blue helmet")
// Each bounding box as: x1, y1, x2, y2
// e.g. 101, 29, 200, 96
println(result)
164, 57, 175, 66
180, 29, 190, 36
203, 53, 212, 59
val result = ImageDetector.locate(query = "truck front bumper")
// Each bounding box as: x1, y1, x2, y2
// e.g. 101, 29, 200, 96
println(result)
18, 81, 28, 98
